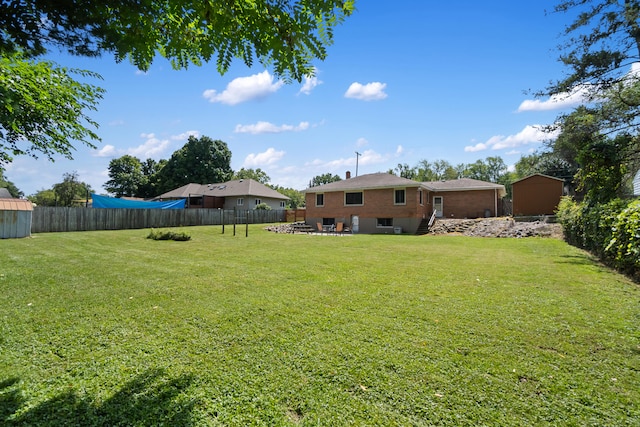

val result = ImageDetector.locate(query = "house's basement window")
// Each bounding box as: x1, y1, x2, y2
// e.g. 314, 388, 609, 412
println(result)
377, 218, 393, 227
322, 218, 335, 226
316, 193, 324, 207
345, 192, 363, 205
394, 189, 406, 205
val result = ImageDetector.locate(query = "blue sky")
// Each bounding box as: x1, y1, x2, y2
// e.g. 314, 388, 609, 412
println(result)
7, 1, 592, 196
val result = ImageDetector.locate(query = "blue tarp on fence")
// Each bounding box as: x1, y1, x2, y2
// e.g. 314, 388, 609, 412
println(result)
91, 194, 186, 209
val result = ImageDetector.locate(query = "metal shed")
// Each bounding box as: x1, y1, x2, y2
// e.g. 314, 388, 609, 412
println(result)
0, 198, 33, 238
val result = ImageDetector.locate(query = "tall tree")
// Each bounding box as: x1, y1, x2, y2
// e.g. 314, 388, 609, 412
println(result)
269, 185, 305, 208
155, 136, 232, 194
0, 52, 103, 165
0, 1, 354, 165
309, 173, 341, 187
233, 168, 270, 184
104, 155, 146, 197
552, 106, 631, 202
53, 171, 92, 207
0, 1, 355, 81
390, 163, 417, 179
137, 158, 167, 198
28, 188, 56, 206
547, 0, 640, 105
0, 170, 22, 197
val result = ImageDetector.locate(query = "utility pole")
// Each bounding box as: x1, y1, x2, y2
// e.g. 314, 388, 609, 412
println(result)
355, 151, 362, 176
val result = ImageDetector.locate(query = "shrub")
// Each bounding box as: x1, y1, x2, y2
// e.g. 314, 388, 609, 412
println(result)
146, 229, 191, 241
254, 203, 272, 210
606, 200, 640, 277
557, 196, 639, 279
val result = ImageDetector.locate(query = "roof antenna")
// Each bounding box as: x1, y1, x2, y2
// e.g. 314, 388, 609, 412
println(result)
355, 151, 362, 177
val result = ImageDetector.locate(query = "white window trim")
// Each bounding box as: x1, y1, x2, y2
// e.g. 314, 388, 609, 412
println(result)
237, 198, 244, 206
255, 199, 262, 205
316, 193, 324, 207
418, 189, 424, 206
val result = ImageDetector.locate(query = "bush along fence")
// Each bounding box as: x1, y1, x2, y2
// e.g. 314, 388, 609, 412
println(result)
556, 197, 640, 280
31, 207, 289, 233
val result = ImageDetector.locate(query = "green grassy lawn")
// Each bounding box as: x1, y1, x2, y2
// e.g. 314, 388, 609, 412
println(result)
1, 226, 638, 426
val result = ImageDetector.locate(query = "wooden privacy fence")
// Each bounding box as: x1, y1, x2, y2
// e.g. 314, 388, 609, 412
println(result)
31, 207, 288, 233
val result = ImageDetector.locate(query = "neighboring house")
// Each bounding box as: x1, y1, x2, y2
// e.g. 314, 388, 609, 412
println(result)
512, 174, 564, 216
422, 178, 506, 219
634, 169, 640, 196
303, 173, 506, 234
157, 179, 289, 210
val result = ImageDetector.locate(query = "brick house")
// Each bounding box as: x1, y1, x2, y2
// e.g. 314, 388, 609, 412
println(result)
422, 178, 507, 219
512, 173, 565, 216
304, 173, 506, 234
158, 179, 289, 210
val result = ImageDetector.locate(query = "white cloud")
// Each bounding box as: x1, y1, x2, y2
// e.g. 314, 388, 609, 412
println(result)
356, 137, 369, 147
395, 145, 404, 155
298, 73, 322, 95
464, 125, 557, 153
518, 86, 589, 112
94, 144, 117, 157
171, 130, 200, 140
202, 71, 284, 105
305, 149, 388, 171
127, 133, 171, 158
243, 147, 285, 167
344, 82, 388, 101
234, 121, 310, 134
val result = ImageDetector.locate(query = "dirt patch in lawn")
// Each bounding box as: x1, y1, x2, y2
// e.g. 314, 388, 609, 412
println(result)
428, 217, 563, 238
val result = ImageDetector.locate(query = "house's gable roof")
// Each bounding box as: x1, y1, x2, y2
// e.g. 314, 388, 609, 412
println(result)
158, 179, 289, 200
423, 178, 506, 197
511, 173, 565, 185
303, 173, 422, 193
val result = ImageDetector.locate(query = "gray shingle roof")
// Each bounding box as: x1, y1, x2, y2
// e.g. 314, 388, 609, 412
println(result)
158, 179, 289, 200
303, 173, 421, 192
423, 178, 506, 197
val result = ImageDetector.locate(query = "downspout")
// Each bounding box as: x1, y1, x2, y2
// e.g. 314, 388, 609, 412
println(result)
494, 188, 497, 217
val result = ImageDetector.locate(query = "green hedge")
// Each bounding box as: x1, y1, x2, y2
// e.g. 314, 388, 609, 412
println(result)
557, 197, 640, 279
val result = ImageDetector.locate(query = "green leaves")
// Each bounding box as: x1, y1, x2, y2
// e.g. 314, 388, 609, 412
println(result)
0, 52, 104, 165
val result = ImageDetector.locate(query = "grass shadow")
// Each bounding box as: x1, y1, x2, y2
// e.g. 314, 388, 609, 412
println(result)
3, 369, 196, 426
555, 253, 600, 267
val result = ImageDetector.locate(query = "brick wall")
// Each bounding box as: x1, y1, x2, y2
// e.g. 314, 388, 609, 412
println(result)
429, 190, 500, 218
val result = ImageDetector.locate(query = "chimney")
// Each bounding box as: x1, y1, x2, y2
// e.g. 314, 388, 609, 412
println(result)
346, 171, 351, 179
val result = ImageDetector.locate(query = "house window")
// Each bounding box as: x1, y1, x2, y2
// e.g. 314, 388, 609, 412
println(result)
394, 189, 406, 205
377, 218, 393, 227
345, 192, 363, 205
322, 218, 335, 226
316, 193, 324, 207
237, 198, 244, 206
254, 199, 262, 206
419, 189, 423, 205
280, 201, 286, 208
